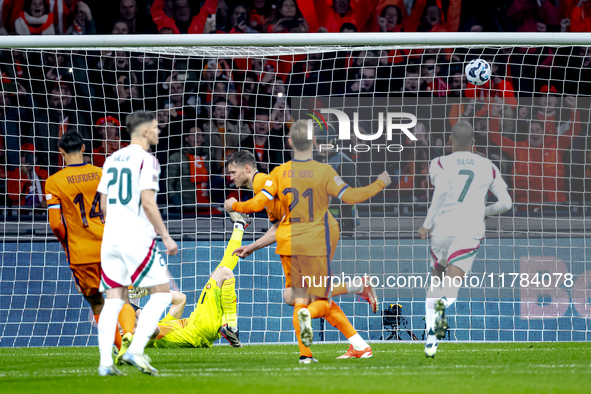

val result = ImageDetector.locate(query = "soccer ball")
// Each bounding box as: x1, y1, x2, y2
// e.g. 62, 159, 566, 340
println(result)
464, 59, 491, 86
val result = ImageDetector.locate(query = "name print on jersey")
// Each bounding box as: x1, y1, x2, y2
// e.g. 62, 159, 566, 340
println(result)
283, 170, 314, 178
457, 158, 475, 165
113, 154, 131, 162
66, 172, 101, 184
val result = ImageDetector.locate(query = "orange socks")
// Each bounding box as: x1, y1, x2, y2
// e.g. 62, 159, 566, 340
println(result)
324, 301, 357, 339
293, 303, 313, 358
307, 300, 330, 319
293, 300, 332, 358
118, 303, 136, 335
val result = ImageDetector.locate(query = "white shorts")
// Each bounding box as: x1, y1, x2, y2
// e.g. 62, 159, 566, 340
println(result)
429, 236, 482, 274
100, 238, 169, 291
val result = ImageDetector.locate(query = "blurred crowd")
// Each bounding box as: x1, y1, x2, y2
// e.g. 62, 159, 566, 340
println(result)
2, 0, 591, 35
1, 0, 591, 222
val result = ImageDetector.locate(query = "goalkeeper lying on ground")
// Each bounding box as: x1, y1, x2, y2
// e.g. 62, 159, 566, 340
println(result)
123, 212, 250, 352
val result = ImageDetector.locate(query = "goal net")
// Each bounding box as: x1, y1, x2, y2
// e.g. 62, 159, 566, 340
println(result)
1, 34, 590, 347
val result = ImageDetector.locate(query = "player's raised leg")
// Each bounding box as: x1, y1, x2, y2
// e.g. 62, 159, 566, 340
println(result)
214, 266, 242, 348
217, 211, 251, 347
218, 211, 251, 274
332, 276, 378, 314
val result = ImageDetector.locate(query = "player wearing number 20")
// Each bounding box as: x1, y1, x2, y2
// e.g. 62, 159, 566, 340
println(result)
96, 111, 178, 376
418, 121, 512, 358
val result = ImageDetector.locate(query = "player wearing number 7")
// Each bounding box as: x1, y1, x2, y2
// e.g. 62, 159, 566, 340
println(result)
418, 121, 512, 358
45, 131, 137, 365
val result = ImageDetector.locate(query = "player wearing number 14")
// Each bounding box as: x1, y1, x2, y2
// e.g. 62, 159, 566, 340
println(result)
46, 131, 137, 361
46, 132, 105, 291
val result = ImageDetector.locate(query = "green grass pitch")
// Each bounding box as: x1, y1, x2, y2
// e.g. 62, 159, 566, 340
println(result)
1, 342, 590, 394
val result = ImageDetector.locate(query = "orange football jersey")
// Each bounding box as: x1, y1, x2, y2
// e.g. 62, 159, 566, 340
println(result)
46, 163, 104, 264
252, 172, 283, 223
268, 159, 349, 256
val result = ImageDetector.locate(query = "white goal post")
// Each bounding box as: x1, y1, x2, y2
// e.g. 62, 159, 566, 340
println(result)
1, 33, 590, 347
2, 32, 591, 47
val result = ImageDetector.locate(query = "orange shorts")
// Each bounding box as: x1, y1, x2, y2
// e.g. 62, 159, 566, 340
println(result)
279, 225, 339, 290
291, 255, 332, 299
280, 255, 292, 288
70, 262, 101, 297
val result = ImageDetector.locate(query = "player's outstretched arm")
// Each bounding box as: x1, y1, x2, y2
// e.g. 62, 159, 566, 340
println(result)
141, 189, 178, 256
233, 221, 279, 258
340, 171, 392, 205
228, 191, 271, 214
485, 166, 513, 217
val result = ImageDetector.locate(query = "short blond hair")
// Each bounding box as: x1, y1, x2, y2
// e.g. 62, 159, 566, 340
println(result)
289, 120, 313, 152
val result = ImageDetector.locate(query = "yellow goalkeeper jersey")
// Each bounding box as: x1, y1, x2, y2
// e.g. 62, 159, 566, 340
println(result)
147, 314, 212, 348
147, 279, 224, 348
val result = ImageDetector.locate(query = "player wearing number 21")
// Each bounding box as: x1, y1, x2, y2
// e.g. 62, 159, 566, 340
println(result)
46, 131, 137, 364
96, 111, 178, 376
418, 121, 512, 358
229, 120, 391, 363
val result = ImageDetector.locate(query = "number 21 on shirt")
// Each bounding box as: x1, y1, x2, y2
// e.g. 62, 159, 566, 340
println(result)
282, 187, 314, 223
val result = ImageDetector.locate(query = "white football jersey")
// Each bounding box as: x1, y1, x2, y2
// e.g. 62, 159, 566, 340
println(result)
98, 145, 160, 243
423, 151, 509, 238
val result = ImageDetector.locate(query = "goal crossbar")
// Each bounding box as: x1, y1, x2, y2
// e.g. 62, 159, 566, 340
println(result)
1, 32, 591, 49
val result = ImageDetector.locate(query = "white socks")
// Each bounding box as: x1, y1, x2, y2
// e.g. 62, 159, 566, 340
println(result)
425, 296, 437, 340
425, 288, 458, 341
347, 283, 364, 294
348, 333, 369, 351
98, 298, 124, 367
128, 292, 172, 355
425, 287, 442, 340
